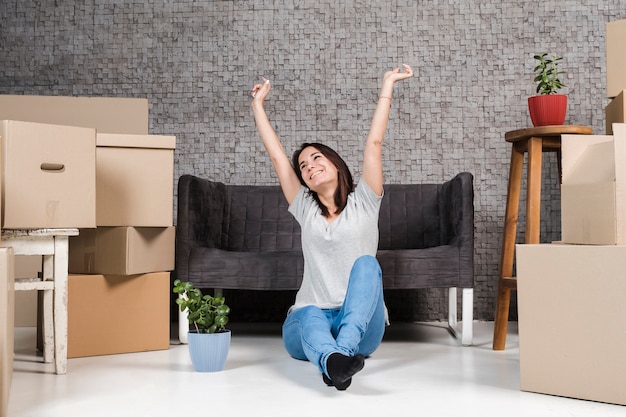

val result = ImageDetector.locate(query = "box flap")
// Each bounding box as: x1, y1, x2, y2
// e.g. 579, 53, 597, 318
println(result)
562, 134, 614, 183
96, 133, 176, 150
605, 91, 625, 134
613, 123, 626, 243
606, 19, 626, 98
563, 140, 615, 184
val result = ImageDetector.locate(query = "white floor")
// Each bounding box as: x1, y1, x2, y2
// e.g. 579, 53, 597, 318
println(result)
7, 321, 624, 417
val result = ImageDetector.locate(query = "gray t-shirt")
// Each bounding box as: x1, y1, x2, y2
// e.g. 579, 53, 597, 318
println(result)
288, 180, 383, 311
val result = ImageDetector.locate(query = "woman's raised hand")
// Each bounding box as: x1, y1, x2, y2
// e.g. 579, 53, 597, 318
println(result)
251, 77, 271, 105
383, 64, 414, 85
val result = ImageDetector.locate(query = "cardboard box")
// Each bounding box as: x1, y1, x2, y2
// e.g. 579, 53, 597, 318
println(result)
605, 90, 625, 134
68, 272, 170, 358
606, 19, 626, 98
561, 124, 626, 244
69, 226, 175, 275
0, 95, 148, 134
1, 120, 96, 229
1, 248, 15, 417
516, 243, 626, 405
96, 133, 175, 226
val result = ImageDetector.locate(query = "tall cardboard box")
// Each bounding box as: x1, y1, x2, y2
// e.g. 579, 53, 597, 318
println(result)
96, 133, 175, 226
1, 248, 15, 417
605, 90, 625, 134
606, 19, 626, 98
517, 243, 626, 405
1, 120, 96, 229
561, 124, 626, 244
68, 226, 175, 275
0, 95, 148, 134
68, 272, 170, 358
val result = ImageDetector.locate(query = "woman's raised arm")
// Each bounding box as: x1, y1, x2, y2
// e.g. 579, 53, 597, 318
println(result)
251, 78, 301, 204
361, 64, 413, 196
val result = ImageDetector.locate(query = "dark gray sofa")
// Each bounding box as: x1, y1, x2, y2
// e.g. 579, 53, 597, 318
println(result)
175, 172, 474, 345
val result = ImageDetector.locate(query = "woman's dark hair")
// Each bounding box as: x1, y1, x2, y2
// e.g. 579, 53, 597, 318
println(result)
292, 143, 354, 218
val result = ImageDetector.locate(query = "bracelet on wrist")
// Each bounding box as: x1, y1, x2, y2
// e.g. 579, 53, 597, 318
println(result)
379, 96, 392, 107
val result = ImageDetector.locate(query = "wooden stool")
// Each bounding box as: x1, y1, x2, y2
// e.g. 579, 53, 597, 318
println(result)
492, 125, 592, 350
0, 228, 78, 374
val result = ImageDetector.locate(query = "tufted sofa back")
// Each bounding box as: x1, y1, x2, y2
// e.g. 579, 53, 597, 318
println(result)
221, 180, 467, 252
223, 185, 301, 251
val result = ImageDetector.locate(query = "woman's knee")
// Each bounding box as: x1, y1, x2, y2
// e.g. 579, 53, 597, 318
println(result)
353, 255, 381, 274
289, 305, 326, 322
282, 305, 327, 340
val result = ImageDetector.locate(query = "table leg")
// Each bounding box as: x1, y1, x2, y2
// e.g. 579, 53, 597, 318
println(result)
526, 137, 543, 244
493, 143, 524, 350
42, 255, 54, 363
53, 236, 69, 375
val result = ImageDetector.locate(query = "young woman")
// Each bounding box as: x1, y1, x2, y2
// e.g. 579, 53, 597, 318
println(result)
251, 65, 413, 390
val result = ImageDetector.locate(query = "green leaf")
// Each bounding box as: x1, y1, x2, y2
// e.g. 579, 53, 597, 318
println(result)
216, 305, 230, 315
214, 315, 228, 327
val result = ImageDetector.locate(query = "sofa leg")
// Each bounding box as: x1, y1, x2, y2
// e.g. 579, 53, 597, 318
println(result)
448, 288, 458, 328
461, 288, 473, 346
447, 287, 473, 346
178, 293, 189, 344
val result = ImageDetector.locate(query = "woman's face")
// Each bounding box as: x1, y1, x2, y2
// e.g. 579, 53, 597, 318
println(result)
297, 146, 339, 191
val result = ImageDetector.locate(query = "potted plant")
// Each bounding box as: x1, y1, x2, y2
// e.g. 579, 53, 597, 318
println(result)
528, 52, 568, 126
173, 279, 231, 372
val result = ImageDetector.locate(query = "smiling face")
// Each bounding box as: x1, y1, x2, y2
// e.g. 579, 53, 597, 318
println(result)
297, 145, 339, 192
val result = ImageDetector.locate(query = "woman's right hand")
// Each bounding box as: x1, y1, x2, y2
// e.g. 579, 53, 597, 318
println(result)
382, 64, 413, 86
251, 77, 271, 106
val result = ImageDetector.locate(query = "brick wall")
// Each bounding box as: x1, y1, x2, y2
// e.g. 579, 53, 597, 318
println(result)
1, 0, 623, 321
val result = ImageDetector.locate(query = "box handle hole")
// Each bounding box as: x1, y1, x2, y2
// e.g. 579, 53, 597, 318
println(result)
40, 163, 65, 172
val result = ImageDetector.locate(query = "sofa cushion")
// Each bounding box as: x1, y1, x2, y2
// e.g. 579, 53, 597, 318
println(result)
188, 247, 303, 290
377, 246, 464, 288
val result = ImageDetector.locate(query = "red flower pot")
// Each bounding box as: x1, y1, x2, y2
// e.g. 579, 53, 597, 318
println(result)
528, 94, 568, 127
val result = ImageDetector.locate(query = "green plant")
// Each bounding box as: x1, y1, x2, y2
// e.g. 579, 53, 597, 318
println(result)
533, 53, 566, 95
173, 279, 230, 334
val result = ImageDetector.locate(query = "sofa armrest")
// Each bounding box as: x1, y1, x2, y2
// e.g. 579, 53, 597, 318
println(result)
176, 175, 227, 281
439, 172, 474, 287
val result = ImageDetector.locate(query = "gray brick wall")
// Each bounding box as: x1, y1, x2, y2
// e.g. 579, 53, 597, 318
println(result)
1, 0, 624, 321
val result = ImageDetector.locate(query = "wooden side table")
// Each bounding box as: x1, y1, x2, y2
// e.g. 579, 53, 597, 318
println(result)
492, 125, 593, 350
0, 228, 78, 374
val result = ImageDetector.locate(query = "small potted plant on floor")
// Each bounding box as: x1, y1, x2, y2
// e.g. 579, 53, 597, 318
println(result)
173, 279, 231, 372
528, 52, 568, 126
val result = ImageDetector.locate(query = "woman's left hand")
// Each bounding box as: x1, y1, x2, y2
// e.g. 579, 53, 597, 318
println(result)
251, 77, 271, 106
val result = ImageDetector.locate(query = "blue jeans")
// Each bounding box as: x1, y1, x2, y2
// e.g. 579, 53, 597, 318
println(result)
282, 255, 386, 376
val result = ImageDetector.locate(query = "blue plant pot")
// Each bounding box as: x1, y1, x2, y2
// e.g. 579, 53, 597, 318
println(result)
187, 330, 231, 372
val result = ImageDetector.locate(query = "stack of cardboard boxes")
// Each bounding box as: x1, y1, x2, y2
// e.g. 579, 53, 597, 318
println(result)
516, 19, 626, 406
0, 95, 175, 360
